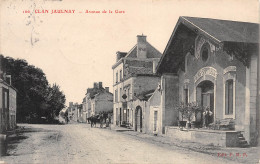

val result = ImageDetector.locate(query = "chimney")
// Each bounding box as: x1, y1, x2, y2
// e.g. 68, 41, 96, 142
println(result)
116, 51, 127, 62
94, 82, 98, 88
98, 82, 103, 89
137, 34, 147, 59
153, 60, 159, 74
6, 75, 11, 85
105, 87, 109, 92
69, 102, 73, 108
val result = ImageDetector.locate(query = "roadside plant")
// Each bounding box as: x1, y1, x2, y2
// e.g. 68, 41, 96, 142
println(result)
175, 102, 186, 121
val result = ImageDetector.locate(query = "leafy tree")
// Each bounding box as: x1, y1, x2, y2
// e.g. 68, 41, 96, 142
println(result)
3, 56, 66, 123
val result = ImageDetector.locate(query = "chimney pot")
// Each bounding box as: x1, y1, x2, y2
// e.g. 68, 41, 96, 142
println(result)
94, 82, 98, 88
98, 82, 103, 88
105, 87, 109, 92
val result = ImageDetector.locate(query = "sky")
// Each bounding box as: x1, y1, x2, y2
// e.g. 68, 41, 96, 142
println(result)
0, 0, 258, 106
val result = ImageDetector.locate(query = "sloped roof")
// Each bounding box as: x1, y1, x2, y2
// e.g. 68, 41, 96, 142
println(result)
156, 16, 259, 74
125, 42, 162, 59
134, 89, 155, 101
86, 87, 105, 99
182, 16, 259, 43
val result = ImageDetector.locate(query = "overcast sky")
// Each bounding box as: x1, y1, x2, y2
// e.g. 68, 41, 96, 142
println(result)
0, 0, 258, 106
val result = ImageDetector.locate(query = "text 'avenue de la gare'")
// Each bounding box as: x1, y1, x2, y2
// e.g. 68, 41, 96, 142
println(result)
23, 9, 126, 14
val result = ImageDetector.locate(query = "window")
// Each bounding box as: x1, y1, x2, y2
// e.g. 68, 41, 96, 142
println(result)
116, 72, 118, 83
154, 111, 158, 131
183, 88, 188, 105
120, 70, 122, 81
127, 88, 130, 101
4, 92, 7, 108
225, 79, 233, 115
115, 89, 118, 102
127, 109, 129, 122
201, 44, 210, 62
120, 88, 122, 101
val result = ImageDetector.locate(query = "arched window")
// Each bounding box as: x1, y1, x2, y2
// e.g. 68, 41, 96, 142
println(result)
225, 79, 233, 115
200, 43, 210, 62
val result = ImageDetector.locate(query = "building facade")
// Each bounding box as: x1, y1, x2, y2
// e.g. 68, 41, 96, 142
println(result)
112, 35, 162, 130
0, 55, 17, 133
90, 90, 113, 116
83, 82, 113, 119
156, 16, 259, 145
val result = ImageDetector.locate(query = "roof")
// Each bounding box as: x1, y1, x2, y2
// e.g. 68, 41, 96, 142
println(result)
182, 16, 259, 44
133, 89, 155, 101
156, 16, 259, 74
112, 40, 162, 69
86, 87, 105, 99
125, 42, 162, 59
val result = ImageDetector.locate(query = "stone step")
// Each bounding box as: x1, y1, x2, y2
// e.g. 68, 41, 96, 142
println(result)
237, 133, 243, 137
238, 136, 245, 140
239, 140, 247, 144
240, 143, 250, 148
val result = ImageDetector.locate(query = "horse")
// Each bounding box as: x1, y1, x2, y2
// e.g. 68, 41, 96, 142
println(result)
90, 116, 97, 128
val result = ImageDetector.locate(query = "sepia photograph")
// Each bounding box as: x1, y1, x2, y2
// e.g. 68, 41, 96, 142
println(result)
0, 0, 259, 163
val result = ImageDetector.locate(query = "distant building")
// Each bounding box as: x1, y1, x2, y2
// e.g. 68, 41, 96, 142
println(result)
83, 82, 113, 121
82, 97, 87, 122
67, 102, 79, 122
0, 55, 17, 133
112, 35, 162, 130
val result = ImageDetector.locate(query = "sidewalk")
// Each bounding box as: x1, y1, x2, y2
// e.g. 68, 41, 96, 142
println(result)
110, 124, 134, 132
110, 126, 259, 164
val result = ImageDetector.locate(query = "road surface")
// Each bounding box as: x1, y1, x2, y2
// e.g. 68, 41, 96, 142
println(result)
1, 123, 238, 164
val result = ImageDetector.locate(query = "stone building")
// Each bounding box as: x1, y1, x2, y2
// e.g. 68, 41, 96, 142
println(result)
155, 16, 259, 146
112, 35, 162, 131
67, 102, 79, 122
83, 82, 113, 120
0, 55, 17, 133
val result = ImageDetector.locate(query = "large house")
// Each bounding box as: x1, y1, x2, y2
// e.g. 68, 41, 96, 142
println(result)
149, 16, 259, 147
0, 55, 17, 133
112, 35, 162, 130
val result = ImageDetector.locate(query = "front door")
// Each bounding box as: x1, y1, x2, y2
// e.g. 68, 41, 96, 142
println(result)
202, 92, 214, 121
135, 106, 142, 132
197, 80, 214, 126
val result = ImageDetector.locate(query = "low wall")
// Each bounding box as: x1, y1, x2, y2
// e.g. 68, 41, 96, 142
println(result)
165, 126, 240, 147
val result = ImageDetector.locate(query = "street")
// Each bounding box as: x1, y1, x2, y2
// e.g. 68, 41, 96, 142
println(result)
1, 123, 239, 164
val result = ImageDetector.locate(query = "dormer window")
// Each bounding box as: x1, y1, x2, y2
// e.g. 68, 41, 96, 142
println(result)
201, 43, 210, 62
202, 48, 208, 61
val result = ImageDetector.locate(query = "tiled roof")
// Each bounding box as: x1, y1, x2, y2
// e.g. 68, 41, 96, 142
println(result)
86, 87, 105, 99
134, 89, 156, 101
125, 42, 162, 59
182, 16, 259, 43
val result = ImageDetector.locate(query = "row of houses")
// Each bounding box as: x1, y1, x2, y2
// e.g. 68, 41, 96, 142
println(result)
0, 55, 17, 133
69, 82, 113, 123
112, 16, 259, 147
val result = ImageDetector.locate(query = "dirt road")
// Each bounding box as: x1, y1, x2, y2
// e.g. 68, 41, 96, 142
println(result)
1, 123, 239, 164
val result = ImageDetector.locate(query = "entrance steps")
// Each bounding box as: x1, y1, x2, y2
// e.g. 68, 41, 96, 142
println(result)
237, 133, 249, 148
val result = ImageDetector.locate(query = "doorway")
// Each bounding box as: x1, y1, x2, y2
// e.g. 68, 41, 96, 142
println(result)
135, 106, 142, 132
196, 80, 214, 126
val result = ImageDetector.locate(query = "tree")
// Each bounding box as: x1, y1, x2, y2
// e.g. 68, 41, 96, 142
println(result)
46, 84, 66, 120
3, 56, 66, 123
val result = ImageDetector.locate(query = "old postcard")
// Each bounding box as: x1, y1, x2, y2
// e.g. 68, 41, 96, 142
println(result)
0, 0, 259, 163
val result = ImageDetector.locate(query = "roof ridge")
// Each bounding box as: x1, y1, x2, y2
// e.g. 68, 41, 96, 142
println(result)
124, 44, 137, 58
146, 41, 162, 56
181, 16, 221, 42
182, 16, 259, 25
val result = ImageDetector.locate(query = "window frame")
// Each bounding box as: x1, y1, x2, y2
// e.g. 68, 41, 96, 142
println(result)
223, 72, 236, 119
